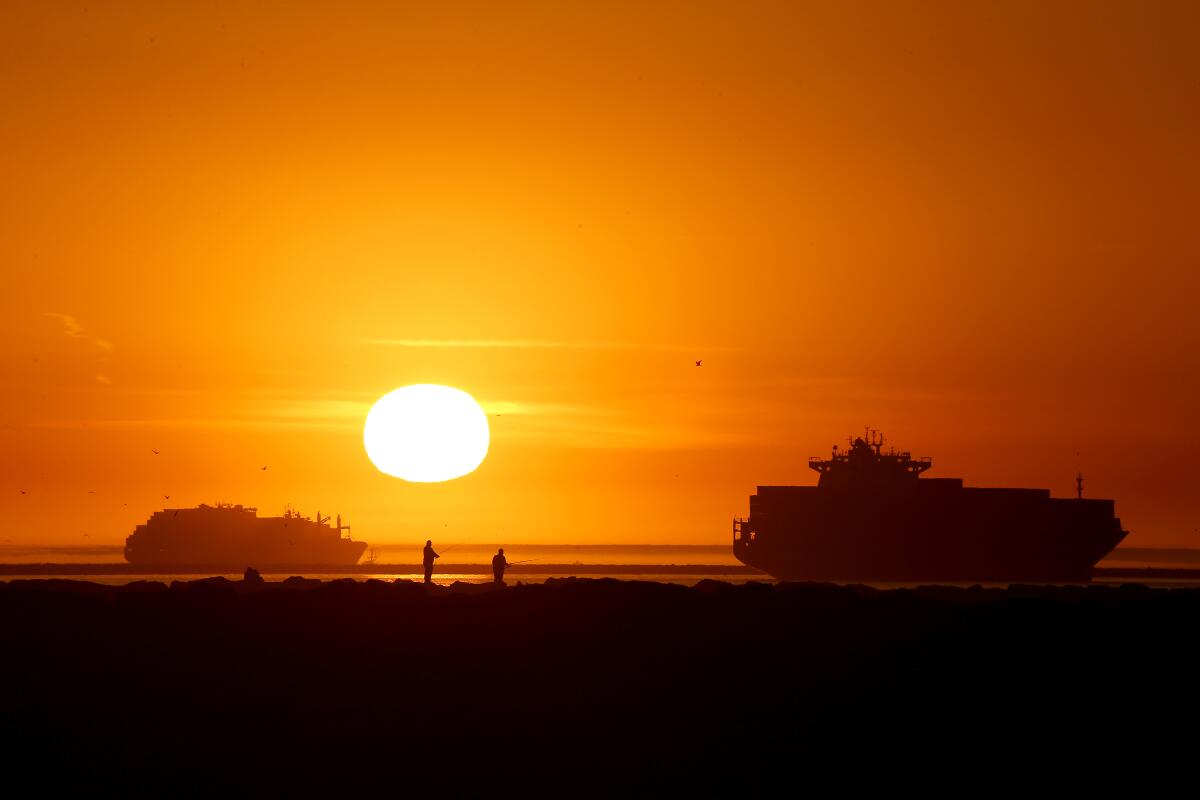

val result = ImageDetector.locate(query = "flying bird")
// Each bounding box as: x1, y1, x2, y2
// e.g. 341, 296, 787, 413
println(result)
87, 490, 96, 494
262, 465, 268, 471
695, 360, 703, 367
164, 495, 170, 500
151, 449, 160, 455
19, 490, 26, 495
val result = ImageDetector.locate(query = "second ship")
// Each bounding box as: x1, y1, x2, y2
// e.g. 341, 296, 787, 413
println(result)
734, 431, 1127, 583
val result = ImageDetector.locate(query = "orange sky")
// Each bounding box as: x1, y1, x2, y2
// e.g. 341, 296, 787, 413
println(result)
2, 1, 1198, 549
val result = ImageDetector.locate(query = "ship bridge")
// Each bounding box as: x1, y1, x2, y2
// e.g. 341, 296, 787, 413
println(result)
808, 430, 931, 489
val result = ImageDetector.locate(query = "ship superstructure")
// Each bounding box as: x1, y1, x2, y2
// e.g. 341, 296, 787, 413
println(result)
733, 431, 1127, 582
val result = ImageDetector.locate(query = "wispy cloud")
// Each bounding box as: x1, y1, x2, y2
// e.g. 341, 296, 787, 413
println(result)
34, 416, 361, 431
361, 338, 736, 352
478, 400, 596, 416
272, 399, 373, 420
44, 312, 115, 383
270, 397, 597, 424
30, 392, 718, 446
29, 382, 745, 449
44, 312, 86, 339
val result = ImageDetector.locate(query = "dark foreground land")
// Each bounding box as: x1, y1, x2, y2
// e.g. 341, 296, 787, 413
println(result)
2, 577, 1196, 789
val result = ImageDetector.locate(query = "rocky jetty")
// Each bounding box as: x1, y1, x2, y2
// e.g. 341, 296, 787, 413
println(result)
1, 577, 1195, 788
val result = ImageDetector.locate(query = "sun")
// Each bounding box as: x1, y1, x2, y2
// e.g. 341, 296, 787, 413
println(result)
363, 384, 490, 482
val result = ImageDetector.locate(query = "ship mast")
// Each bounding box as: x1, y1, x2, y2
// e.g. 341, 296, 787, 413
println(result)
1076, 471, 1084, 500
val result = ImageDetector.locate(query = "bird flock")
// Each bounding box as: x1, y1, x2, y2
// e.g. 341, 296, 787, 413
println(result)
15, 447, 276, 539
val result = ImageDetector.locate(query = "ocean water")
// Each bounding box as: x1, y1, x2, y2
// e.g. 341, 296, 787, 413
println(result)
0, 543, 742, 566
1, 544, 1198, 588
7, 572, 769, 588
0, 543, 761, 586
360, 543, 744, 566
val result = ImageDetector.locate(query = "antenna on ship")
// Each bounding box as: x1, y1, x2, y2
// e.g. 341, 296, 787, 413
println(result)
1076, 471, 1084, 500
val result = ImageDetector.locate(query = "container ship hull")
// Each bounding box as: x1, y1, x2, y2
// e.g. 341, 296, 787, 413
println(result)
734, 435, 1128, 583
125, 504, 367, 567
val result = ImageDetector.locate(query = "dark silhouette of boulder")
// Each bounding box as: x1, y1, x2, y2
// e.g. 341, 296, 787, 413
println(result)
119, 580, 168, 593
282, 575, 322, 588
169, 576, 233, 592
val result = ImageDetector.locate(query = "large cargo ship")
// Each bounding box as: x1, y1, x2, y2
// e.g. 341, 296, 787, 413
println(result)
733, 432, 1127, 582
125, 503, 367, 567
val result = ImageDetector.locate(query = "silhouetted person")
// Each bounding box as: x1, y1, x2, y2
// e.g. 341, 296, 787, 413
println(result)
423, 540, 439, 585
492, 548, 509, 584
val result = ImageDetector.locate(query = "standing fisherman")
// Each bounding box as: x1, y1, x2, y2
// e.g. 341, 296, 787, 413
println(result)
423, 540, 439, 585
492, 548, 510, 584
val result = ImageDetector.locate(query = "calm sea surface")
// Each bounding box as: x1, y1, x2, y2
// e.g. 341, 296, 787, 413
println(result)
0, 543, 741, 565
1, 544, 1197, 588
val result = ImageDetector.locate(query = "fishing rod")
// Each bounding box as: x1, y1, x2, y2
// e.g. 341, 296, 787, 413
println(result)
505, 558, 539, 565
436, 536, 472, 555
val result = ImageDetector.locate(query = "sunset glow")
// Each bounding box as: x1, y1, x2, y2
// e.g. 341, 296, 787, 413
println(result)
0, 2, 1196, 551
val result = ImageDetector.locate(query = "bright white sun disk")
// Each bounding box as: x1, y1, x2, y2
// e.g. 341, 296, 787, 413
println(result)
363, 384, 490, 482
